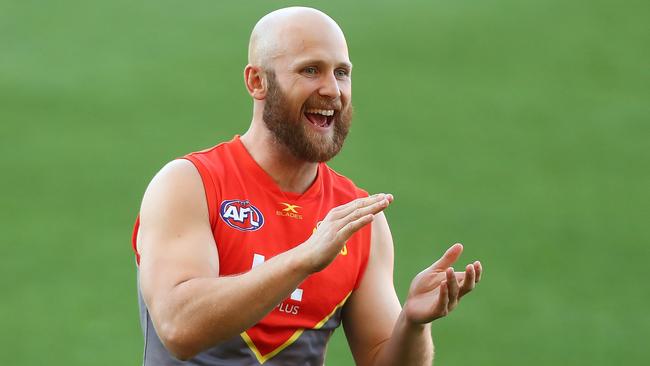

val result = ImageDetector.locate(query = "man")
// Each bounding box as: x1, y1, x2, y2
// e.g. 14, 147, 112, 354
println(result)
132, 6, 483, 366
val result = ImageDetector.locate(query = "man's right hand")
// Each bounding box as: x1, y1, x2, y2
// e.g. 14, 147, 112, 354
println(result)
298, 193, 394, 273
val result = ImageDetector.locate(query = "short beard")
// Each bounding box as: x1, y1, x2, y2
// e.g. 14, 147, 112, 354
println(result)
262, 70, 352, 163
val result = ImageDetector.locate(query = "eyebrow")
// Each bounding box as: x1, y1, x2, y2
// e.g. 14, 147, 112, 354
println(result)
292, 59, 353, 70
339, 61, 353, 70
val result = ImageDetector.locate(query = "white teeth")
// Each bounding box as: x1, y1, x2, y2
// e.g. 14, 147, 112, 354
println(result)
306, 108, 334, 116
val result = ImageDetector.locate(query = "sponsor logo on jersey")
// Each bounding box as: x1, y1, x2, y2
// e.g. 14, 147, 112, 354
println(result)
276, 202, 303, 220
220, 199, 264, 231
252, 253, 302, 315
276, 288, 303, 315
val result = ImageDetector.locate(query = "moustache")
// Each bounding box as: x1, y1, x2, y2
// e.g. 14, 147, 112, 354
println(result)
302, 96, 344, 112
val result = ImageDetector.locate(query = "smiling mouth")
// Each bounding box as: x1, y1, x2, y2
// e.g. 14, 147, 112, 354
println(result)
304, 108, 335, 128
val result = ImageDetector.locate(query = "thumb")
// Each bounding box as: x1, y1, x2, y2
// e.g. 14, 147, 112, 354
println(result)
430, 243, 463, 271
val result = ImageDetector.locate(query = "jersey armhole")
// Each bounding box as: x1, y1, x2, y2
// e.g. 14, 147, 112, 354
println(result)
132, 215, 141, 265
353, 188, 371, 290
181, 156, 219, 231
353, 226, 372, 290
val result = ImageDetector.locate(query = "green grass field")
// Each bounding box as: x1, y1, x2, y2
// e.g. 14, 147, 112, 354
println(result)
1, 0, 649, 364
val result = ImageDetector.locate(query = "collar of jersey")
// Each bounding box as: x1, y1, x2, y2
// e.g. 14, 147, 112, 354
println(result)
232, 135, 324, 202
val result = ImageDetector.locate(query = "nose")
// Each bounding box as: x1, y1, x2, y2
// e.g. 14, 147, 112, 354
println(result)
318, 72, 341, 99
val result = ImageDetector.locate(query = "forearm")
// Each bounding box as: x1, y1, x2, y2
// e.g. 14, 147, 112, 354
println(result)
149, 246, 311, 359
371, 311, 434, 366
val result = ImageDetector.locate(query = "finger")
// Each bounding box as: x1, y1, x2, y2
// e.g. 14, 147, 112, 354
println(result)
334, 194, 386, 216
328, 194, 388, 220
337, 214, 375, 242
446, 268, 460, 310
459, 264, 476, 297
473, 261, 482, 283
454, 272, 467, 282
334, 197, 391, 229
430, 243, 463, 271
433, 280, 450, 318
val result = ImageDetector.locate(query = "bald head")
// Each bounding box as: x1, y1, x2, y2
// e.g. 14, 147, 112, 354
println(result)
248, 7, 349, 69
243, 7, 354, 163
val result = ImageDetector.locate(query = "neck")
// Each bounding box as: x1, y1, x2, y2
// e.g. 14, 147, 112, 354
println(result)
240, 119, 319, 194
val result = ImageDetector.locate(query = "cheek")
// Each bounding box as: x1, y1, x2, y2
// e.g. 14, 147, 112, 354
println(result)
291, 91, 312, 110
339, 83, 352, 101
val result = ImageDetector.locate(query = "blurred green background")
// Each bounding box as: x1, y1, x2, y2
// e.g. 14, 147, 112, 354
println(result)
1, 0, 649, 364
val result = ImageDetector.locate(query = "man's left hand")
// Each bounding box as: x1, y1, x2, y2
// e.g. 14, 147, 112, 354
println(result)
403, 243, 482, 324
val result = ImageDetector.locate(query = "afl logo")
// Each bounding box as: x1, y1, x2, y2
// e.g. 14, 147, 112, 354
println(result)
220, 199, 264, 232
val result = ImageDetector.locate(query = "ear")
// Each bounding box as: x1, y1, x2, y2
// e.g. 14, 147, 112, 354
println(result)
244, 65, 266, 100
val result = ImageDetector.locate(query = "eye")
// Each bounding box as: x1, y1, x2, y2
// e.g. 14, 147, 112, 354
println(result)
303, 66, 318, 75
335, 68, 350, 79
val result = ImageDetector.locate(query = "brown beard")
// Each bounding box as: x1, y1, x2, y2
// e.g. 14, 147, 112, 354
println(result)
262, 70, 352, 163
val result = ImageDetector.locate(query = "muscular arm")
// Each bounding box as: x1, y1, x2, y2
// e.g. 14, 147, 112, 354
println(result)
137, 160, 391, 360
343, 213, 482, 366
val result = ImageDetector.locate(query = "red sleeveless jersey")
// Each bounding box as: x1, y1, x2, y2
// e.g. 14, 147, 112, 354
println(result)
132, 136, 371, 365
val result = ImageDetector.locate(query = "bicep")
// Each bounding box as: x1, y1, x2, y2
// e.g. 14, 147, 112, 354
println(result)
137, 159, 219, 314
343, 212, 402, 366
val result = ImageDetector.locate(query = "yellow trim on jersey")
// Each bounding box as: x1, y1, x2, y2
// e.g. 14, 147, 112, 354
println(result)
240, 291, 353, 364
314, 291, 351, 329
241, 329, 305, 364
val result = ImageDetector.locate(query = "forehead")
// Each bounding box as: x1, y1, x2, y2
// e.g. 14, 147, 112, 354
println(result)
274, 23, 350, 69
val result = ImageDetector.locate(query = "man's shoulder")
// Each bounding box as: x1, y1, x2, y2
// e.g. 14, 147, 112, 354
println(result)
181, 136, 241, 175
184, 137, 237, 161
